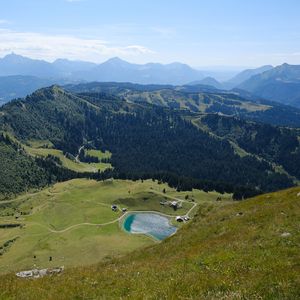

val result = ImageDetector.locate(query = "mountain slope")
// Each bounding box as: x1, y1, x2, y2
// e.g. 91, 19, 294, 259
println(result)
238, 63, 300, 108
0, 134, 48, 198
1, 186, 299, 299
0, 53, 58, 78
188, 76, 223, 89
0, 86, 298, 199
200, 114, 300, 179
66, 82, 300, 127
226, 65, 273, 87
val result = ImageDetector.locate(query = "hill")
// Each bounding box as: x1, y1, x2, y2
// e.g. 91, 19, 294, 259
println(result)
238, 63, 300, 108
187, 76, 224, 89
66, 82, 300, 127
0, 86, 299, 200
1, 186, 299, 299
0, 134, 48, 199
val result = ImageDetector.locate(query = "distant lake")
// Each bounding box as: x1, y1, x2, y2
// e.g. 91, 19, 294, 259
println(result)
123, 212, 177, 241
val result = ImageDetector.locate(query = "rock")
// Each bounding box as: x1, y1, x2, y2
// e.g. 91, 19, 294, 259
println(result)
281, 232, 291, 237
16, 266, 64, 278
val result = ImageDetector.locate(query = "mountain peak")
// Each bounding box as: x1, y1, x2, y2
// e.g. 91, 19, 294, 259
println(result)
2, 52, 28, 62
104, 57, 128, 64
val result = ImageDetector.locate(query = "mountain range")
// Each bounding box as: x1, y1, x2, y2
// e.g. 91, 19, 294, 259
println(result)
1, 53, 300, 108
0, 53, 204, 84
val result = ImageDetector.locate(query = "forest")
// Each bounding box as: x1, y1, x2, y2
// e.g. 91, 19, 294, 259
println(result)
0, 86, 299, 200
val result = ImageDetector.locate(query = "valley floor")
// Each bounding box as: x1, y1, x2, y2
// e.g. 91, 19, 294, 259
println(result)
0, 179, 230, 275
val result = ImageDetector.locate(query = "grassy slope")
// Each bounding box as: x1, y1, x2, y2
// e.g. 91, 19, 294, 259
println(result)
85, 149, 112, 160
0, 179, 229, 276
0, 187, 300, 299
24, 144, 112, 172
121, 90, 271, 113
0, 186, 299, 299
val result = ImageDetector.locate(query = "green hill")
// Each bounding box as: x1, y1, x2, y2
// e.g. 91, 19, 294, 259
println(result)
1, 186, 299, 299
0, 134, 48, 199
66, 81, 300, 127
0, 86, 299, 199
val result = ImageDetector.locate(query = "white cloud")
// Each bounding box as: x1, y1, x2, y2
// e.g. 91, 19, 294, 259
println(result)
0, 28, 155, 62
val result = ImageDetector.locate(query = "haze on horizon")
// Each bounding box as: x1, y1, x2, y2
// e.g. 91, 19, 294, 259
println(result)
0, 0, 300, 69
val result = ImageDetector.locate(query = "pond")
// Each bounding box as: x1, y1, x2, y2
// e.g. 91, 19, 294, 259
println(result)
123, 212, 177, 241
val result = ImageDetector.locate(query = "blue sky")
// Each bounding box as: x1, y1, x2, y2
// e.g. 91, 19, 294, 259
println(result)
0, 0, 300, 68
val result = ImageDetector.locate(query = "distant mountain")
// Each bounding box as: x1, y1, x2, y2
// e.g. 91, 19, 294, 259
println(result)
238, 63, 300, 108
78, 57, 204, 85
188, 76, 223, 89
52, 59, 97, 77
226, 65, 273, 88
0, 53, 204, 85
0, 53, 98, 79
0, 53, 58, 78
0, 75, 73, 105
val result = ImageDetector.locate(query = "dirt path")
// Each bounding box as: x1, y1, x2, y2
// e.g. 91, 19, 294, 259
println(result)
6, 190, 198, 234
26, 209, 181, 234
75, 145, 85, 163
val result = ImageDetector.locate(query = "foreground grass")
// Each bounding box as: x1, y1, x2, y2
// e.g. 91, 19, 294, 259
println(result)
0, 187, 299, 299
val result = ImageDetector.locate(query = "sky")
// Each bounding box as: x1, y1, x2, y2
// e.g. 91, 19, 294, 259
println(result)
0, 0, 300, 68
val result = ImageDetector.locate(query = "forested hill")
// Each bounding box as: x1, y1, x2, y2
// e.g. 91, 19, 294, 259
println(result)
0, 134, 48, 198
0, 86, 299, 199
66, 82, 300, 127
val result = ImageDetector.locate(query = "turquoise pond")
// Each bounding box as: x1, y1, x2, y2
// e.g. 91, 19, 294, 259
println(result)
123, 213, 177, 241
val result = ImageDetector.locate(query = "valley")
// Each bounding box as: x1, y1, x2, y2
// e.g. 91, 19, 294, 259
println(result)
0, 178, 230, 274
1, 1, 300, 299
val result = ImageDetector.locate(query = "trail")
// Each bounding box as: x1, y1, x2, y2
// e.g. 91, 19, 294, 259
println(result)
27, 209, 181, 234
6, 189, 198, 234
75, 145, 84, 163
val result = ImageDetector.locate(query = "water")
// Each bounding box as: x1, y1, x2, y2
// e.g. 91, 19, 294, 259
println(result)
123, 213, 177, 241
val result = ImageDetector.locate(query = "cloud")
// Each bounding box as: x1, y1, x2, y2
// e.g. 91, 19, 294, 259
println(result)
0, 28, 155, 62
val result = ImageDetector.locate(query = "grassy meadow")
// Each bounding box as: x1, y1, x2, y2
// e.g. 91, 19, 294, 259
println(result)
0, 179, 230, 275
24, 142, 112, 172
0, 186, 299, 299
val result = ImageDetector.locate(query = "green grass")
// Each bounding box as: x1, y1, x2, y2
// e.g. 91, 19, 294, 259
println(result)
0, 186, 299, 299
85, 149, 111, 160
24, 145, 111, 172
0, 179, 229, 276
